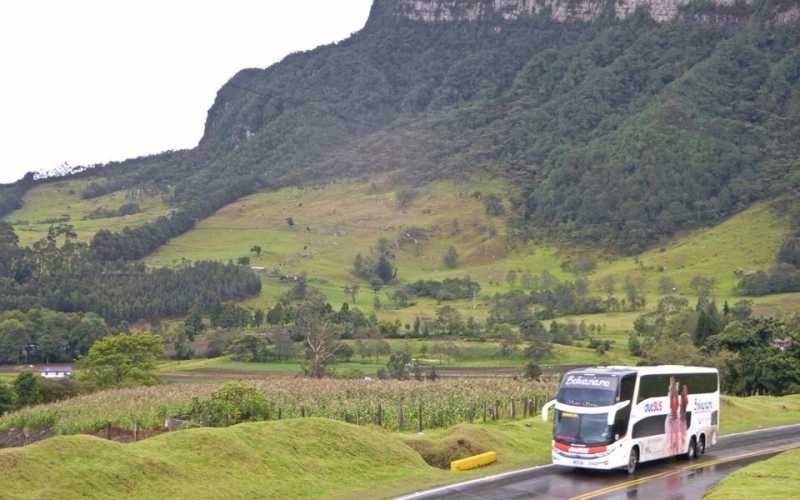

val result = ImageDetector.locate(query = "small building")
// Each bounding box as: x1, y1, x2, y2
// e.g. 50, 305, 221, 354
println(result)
40, 366, 73, 380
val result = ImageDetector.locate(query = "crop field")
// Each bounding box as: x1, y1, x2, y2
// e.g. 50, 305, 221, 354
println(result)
0, 377, 560, 435
3, 178, 169, 246
138, 176, 797, 332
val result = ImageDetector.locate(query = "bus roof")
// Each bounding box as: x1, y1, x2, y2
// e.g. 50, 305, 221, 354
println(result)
566, 365, 718, 377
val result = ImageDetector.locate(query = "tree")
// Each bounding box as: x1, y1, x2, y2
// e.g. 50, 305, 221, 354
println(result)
484, 194, 505, 216
286, 217, 295, 228
601, 275, 616, 297
296, 300, 339, 378
690, 275, 717, 298
386, 351, 413, 379
184, 306, 205, 341
658, 276, 677, 295
13, 372, 41, 408
237, 256, 250, 266
443, 246, 459, 269
524, 362, 542, 380
78, 333, 163, 388
375, 254, 396, 284
396, 188, 418, 210
250, 245, 263, 257
343, 284, 360, 304
0, 381, 15, 415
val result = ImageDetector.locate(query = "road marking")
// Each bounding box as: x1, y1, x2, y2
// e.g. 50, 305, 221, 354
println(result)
568, 444, 800, 500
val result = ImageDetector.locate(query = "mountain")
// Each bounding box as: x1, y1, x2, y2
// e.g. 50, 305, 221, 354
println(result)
3, 0, 800, 257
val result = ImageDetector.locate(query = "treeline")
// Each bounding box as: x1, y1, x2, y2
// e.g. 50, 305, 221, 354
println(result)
0, 173, 35, 218
0, 309, 109, 364
631, 295, 800, 396
0, 222, 261, 325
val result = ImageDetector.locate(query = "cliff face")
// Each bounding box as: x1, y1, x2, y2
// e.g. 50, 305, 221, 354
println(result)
368, 0, 796, 24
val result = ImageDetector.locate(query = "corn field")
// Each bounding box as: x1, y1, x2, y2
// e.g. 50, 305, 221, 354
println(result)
0, 377, 560, 436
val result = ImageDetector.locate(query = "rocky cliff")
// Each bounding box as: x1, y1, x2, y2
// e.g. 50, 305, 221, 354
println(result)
368, 0, 798, 24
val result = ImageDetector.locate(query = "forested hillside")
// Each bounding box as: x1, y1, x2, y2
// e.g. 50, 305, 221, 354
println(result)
2, 0, 795, 259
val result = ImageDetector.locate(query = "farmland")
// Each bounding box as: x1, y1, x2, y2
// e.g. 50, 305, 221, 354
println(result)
0, 378, 559, 435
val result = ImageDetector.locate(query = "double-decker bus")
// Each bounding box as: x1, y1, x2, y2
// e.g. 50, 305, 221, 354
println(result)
542, 365, 719, 474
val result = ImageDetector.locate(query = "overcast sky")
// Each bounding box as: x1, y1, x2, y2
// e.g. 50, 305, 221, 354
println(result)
0, 0, 374, 184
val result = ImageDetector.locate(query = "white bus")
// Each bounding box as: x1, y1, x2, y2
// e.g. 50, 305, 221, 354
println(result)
542, 365, 720, 474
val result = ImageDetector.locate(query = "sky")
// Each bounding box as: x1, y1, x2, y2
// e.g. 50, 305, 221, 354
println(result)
0, 0, 374, 184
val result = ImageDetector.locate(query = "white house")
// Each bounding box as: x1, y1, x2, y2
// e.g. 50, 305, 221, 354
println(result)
40, 366, 74, 380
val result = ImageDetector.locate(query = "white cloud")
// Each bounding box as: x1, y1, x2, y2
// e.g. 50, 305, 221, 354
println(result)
0, 0, 373, 183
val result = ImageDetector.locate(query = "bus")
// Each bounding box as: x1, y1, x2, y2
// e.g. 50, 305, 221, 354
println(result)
542, 365, 719, 474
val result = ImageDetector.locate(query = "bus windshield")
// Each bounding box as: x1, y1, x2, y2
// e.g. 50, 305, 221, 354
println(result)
554, 411, 613, 446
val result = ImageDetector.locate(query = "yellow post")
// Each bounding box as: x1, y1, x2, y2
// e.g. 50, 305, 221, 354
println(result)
450, 451, 497, 471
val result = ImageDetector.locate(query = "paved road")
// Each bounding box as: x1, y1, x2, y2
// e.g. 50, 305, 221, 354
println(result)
399, 424, 800, 500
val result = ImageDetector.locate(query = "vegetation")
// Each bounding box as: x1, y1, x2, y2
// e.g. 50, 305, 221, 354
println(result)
0, 378, 557, 435
78, 333, 164, 389
706, 448, 800, 500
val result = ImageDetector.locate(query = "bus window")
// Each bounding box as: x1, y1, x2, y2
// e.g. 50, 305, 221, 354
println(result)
614, 374, 636, 436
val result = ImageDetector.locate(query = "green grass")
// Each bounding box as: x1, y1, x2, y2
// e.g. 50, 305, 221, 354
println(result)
3, 394, 800, 500
705, 448, 800, 500
140, 176, 796, 331
8, 175, 798, 334
3, 179, 169, 246
0, 419, 448, 500
719, 394, 800, 435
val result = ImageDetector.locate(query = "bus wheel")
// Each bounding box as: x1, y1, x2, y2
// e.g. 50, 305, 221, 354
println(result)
698, 435, 706, 455
685, 437, 698, 460
627, 447, 639, 475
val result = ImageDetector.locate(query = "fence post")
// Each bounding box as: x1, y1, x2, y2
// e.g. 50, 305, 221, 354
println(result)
399, 406, 405, 430
511, 399, 516, 419
301, 406, 306, 418
483, 402, 487, 422
418, 403, 423, 433
105, 421, 112, 440
377, 404, 383, 427
495, 400, 500, 421
278, 408, 282, 420
523, 399, 529, 418
133, 422, 139, 442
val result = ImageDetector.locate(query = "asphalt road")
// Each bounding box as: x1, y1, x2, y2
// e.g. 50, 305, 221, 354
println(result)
399, 424, 800, 500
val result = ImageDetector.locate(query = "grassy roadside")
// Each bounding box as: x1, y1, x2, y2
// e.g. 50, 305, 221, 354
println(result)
705, 448, 800, 499
2, 395, 800, 499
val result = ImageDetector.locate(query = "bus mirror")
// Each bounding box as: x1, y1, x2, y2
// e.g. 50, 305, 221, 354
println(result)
607, 400, 630, 426
541, 400, 556, 422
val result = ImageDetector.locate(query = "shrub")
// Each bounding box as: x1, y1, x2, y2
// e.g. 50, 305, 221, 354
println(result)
188, 383, 273, 427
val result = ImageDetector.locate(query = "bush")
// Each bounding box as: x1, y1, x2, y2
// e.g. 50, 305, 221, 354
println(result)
188, 383, 273, 427
0, 382, 15, 416
524, 362, 542, 380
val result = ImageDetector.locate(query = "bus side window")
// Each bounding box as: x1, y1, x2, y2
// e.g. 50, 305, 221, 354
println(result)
614, 375, 636, 436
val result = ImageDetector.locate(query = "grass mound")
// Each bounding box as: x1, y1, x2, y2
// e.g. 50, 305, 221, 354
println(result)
705, 448, 800, 499
720, 395, 800, 434
0, 418, 442, 500
404, 426, 498, 468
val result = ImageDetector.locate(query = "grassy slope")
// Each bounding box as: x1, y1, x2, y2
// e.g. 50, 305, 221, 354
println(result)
705, 448, 800, 500
145, 177, 796, 326
2, 395, 800, 500
3, 179, 169, 246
